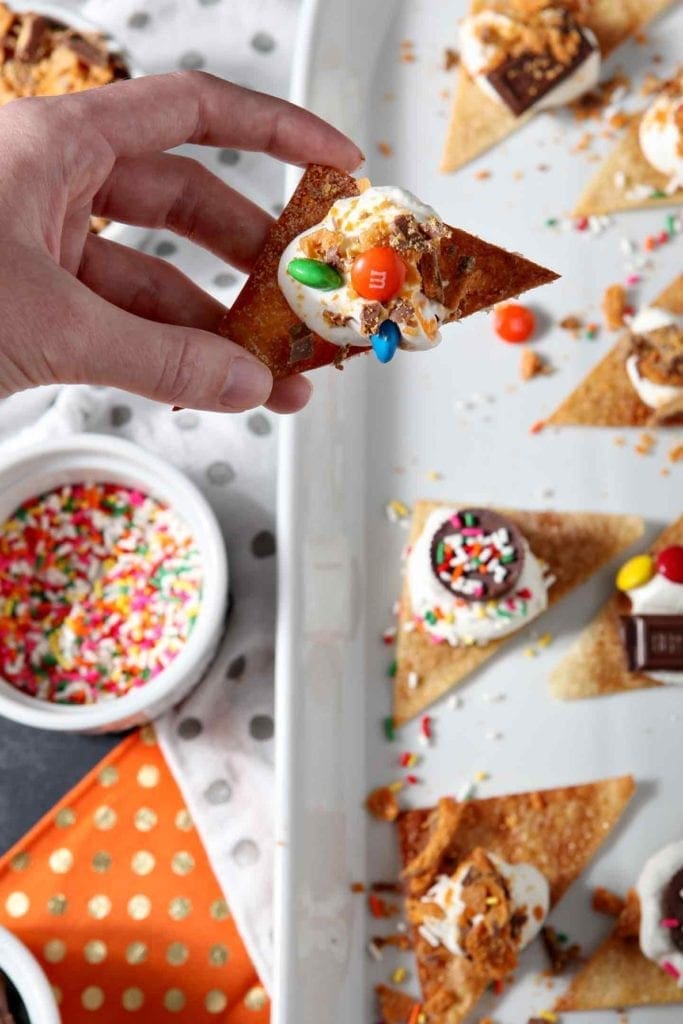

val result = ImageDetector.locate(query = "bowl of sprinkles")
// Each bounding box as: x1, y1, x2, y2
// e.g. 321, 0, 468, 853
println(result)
0, 434, 227, 732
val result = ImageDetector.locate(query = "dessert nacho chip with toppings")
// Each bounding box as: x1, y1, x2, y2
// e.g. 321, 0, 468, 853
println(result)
394, 501, 643, 724
220, 164, 558, 379
556, 840, 683, 1012
441, 0, 676, 173
548, 275, 683, 428
574, 67, 683, 217
395, 776, 635, 1024
550, 514, 683, 700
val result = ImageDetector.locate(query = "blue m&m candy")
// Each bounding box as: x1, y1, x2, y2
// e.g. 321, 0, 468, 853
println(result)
370, 319, 400, 364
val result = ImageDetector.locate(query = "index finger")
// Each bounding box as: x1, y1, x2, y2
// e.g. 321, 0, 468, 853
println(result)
57, 71, 364, 170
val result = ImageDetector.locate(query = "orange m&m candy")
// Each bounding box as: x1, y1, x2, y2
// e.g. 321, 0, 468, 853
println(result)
351, 246, 406, 302
493, 303, 535, 343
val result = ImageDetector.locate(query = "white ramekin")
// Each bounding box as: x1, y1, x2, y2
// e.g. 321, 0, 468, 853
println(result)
0, 925, 60, 1024
0, 434, 227, 733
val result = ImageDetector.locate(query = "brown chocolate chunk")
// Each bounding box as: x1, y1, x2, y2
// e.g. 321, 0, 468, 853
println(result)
620, 614, 683, 672
429, 508, 525, 603
486, 21, 595, 117
418, 250, 444, 304
288, 323, 314, 364
62, 31, 110, 69
391, 213, 430, 253
360, 302, 384, 337
15, 13, 49, 62
389, 299, 417, 326
663, 868, 683, 952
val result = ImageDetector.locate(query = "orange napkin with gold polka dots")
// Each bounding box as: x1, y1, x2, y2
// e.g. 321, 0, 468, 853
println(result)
0, 727, 270, 1023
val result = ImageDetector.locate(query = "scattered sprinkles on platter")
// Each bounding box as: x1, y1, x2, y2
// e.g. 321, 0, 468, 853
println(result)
0, 483, 202, 704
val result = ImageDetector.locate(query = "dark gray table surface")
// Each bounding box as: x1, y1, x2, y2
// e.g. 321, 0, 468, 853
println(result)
0, 720, 119, 853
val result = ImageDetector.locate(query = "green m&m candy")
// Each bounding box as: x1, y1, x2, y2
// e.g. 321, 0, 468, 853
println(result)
286, 258, 343, 290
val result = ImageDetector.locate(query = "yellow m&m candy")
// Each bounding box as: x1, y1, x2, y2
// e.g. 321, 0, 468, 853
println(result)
616, 554, 654, 592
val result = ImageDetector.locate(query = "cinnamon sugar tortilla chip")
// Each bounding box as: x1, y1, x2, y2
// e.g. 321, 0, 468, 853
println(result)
396, 777, 635, 1024
440, 0, 675, 173
440, 65, 531, 173
220, 164, 557, 379
556, 890, 683, 1011
394, 501, 644, 725
550, 515, 683, 700
555, 928, 683, 1011
574, 115, 682, 217
547, 275, 683, 428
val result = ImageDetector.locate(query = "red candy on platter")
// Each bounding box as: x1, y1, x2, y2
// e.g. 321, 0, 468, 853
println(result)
656, 546, 683, 584
351, 246, 406, 302
494, 303, 535, 343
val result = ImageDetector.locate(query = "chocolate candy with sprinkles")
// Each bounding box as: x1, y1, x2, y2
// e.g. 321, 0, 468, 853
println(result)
429, 508, 525, 602
663, 868, 683, 952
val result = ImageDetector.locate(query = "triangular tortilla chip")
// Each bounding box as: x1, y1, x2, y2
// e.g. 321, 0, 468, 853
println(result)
220, 164, 558, 379
556, 889, 683, 1011
397, 777, 635, 1024
441, 0, 675, 173
550, 514, 683, 700
394, 502, 644, 724
556, 929, 683, 1011
574, 115, 682, 217
440, 64, 532, 173
547, 274, 683, 428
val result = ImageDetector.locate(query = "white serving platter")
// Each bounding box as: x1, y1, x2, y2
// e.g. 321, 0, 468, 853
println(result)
274, 2, 683, 1022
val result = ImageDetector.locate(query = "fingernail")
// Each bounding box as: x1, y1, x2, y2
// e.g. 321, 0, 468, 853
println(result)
220, 356, 272, 409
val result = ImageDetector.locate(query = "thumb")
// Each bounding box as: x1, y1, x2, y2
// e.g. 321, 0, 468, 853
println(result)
58, 291, 275, 412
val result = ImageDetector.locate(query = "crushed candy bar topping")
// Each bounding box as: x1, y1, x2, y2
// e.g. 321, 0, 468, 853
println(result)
541, 924, 581, 974
408, 506, 553, 647
366, 785, 401, 822
414, 847, 549, 974
459, 3, 600, 116
0, 2, 127, 105
637, 840, 683, 985
602, 283, 627, 331
429, 509, 525, 602
278, 186, 452, 355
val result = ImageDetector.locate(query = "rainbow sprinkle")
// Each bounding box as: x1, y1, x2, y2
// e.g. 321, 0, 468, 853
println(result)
0, 483, 202, 704
662, 960, 680, 980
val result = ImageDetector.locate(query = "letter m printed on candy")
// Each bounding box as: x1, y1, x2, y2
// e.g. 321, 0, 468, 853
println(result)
369, 269, 388, 292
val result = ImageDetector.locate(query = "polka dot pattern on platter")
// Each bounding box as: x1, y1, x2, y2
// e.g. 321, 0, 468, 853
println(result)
0, 734, 270, 1021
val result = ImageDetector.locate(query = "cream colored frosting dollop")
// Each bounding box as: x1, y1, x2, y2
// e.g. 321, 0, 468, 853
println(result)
419, 851, 549, 956
278, 186, 449, 351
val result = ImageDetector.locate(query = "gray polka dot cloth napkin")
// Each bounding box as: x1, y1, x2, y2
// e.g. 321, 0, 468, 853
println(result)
0, 0, 304, 989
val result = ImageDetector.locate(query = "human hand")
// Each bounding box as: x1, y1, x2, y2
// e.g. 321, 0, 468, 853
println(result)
0, 72, 363, 412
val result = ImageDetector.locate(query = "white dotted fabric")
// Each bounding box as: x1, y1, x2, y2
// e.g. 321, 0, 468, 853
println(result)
0, 0, 303, 991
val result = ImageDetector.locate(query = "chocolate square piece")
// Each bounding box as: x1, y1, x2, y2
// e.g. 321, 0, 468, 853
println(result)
486, 26, 595, 117
620, 614, 683, 672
